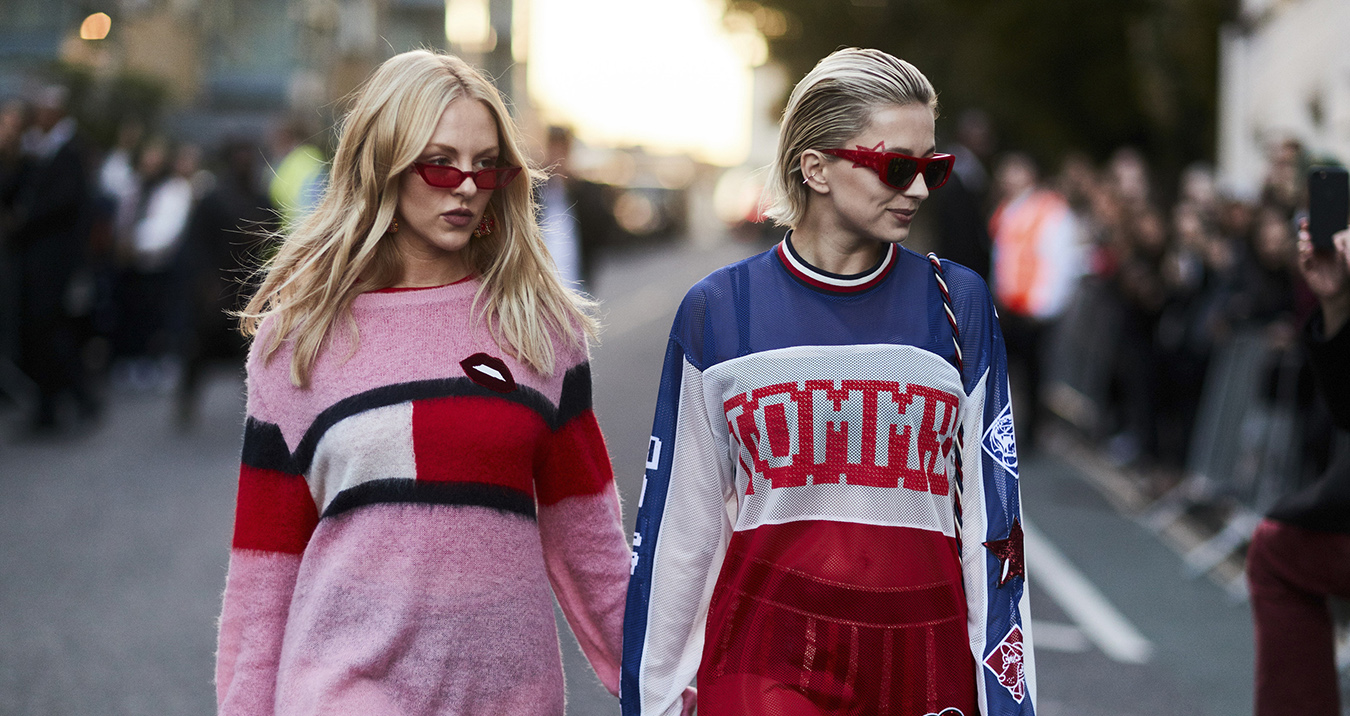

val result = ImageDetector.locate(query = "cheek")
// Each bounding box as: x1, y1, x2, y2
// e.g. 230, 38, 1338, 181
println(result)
397, 177, 432, 218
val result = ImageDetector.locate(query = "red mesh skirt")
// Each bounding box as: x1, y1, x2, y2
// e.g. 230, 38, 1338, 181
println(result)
698, 528, 976, 716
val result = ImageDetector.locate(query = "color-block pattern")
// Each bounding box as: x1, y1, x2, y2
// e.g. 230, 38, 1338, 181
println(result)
217, 279, 628, 716
623, 239, 1034, 716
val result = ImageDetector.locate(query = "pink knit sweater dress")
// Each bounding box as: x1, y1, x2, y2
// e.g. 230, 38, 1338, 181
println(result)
215, 278, 630, 715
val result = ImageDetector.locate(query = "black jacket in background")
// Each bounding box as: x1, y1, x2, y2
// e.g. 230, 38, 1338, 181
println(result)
1267, 311, 1350, 532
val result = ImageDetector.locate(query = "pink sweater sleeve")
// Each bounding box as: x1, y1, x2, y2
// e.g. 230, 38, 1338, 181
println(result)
535, 356, 630, 697
216, 550, 302, 714
216, 349, 319, 714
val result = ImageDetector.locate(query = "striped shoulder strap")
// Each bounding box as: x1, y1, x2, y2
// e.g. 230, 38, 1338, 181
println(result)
927, 252, 966, 552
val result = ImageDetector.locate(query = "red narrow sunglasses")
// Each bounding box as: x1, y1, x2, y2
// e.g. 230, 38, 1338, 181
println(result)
411, 162, 522, 190
821, 148, 954, 191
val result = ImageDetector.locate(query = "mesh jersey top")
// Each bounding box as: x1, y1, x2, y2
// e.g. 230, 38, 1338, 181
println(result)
214, 278, 630, 716
622, 236, 1036, 716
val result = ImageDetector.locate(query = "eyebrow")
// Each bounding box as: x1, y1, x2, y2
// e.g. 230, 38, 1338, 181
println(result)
883, 144, 937, 156
422, 143, 500, 158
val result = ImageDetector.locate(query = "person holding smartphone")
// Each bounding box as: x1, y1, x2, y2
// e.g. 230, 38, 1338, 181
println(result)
622, 48, 1035, 716
215, 50, 630, 715
1247, 224, 1350, 716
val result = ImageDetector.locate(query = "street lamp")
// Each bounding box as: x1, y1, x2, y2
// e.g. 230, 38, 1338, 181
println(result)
79, 12, 112, 41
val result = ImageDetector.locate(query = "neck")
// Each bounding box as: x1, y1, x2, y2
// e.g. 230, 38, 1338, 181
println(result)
391, 242, 471, 288
790, 213, 886, 275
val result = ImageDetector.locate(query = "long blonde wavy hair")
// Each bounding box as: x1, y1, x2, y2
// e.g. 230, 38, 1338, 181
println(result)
240, 50, 597, 388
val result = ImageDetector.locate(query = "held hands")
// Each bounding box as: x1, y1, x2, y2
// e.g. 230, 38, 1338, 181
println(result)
1297, 222, 1350, 338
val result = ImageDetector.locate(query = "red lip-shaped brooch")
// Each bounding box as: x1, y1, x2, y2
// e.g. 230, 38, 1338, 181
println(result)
460, 353, 517, 393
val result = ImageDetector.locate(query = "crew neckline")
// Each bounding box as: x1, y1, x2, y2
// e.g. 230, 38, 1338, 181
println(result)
776, 232, 897, 294
368, 274, 477, 293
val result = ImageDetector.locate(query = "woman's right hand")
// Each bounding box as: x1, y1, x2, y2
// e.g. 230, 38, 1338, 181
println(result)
1297, 221, 1350, 336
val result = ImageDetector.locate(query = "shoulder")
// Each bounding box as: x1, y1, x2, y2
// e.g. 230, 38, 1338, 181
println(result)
243, 315, 301, 417
669, 247, 774, 365
551, 313, 593, 374
675, 247, 774, 321
917, 248, 1000, 339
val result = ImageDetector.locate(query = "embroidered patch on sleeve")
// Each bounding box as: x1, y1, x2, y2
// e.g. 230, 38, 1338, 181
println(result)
984, 624, 1026, 703
981, 401, 1019, 477
460, 353, 517, 393
983, 519, 1026, 587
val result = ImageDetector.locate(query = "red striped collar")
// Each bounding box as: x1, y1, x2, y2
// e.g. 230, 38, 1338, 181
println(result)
775, 235, 897, 294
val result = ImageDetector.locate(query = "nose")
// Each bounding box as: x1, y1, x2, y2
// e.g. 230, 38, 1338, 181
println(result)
904, 172, 930, 201
452, 167, 481, 197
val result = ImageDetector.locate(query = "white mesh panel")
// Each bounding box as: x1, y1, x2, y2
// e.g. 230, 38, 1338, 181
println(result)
962, 370, 992, 716
640, 358, 734, 716
703, 344, 965, 537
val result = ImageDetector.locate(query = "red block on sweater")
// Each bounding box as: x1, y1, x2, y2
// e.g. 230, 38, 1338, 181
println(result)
233, 465, 320, 554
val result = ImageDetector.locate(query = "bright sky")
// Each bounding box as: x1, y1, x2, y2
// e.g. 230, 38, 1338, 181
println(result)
526, 0, 758, 166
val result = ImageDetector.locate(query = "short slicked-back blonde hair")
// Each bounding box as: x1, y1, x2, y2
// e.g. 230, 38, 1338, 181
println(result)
763, 48, 938, 228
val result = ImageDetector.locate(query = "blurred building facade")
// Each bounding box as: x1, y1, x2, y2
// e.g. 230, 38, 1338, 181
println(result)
1218, 0, 1350, 197
0, 0, 516, 141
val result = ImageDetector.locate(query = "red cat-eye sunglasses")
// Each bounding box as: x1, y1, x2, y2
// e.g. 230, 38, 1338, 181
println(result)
411, 162, 522, 190
820, 148, 954, 191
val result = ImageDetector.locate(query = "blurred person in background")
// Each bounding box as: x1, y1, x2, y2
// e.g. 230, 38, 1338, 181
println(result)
1246, 225, 1350, 716
3, 85, 97, 432
930, 108, 995, 280
174, 138, 274, 426
1107, 206, 1169, 466
0, 99, 27, 391
624, 48, 1035, 716
1152, 200, 1220, 470
113, 137, 196, 390
99, 119, 144, 244
1260, 138, 1305, 218
217, 50, 629, 715
989, 151, 1084, 451
1107, 147, 1152, 211
538, 125, 612, 290
267, 117, 327, 231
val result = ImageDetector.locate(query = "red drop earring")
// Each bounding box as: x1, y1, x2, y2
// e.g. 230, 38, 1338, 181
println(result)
473, 215, 496, 238
387, 217, 400, 234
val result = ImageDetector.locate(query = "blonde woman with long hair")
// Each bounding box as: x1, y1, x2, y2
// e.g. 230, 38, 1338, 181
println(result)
215, 50, 630, 715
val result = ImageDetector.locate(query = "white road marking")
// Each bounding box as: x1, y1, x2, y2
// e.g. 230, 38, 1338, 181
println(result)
1024, 519, 1154, 664
1030, 620, 1090, 653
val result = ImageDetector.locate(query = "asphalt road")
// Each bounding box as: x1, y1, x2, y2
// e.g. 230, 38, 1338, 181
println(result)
0, 235, 1263, 715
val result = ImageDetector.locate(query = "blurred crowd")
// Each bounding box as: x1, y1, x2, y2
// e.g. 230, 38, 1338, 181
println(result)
932, 110, 1335, 499
0, 85, 312, 433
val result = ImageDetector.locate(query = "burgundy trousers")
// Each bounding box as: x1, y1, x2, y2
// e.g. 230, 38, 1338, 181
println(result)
1247, 518, 1350, 716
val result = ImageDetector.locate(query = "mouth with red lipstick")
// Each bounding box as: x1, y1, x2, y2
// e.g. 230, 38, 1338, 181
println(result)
441, 207, 475, 228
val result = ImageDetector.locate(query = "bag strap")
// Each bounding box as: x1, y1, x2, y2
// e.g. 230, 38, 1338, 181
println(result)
927, 252, 966, 553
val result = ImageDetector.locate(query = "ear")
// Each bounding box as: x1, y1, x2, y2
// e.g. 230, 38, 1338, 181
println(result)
799, 150, 829, 194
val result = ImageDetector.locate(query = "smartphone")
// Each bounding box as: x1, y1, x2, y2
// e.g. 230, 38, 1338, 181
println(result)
1308, 165, 1349, 251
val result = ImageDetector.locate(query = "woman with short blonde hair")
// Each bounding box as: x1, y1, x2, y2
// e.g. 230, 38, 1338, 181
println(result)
623, 48, 1036, 716
217, 49, 629, 714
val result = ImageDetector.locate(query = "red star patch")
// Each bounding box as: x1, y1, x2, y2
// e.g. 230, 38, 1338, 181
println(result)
983, 519, 1025, 587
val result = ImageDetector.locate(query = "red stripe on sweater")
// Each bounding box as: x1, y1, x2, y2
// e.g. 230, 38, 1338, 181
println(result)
413, 396, 545, 497
535, 409, 615, 505
233, 465, 320, 554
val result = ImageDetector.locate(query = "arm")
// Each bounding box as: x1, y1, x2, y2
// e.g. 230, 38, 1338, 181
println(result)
535, 360, 631, 697
622, 337, 729, 716
1299, 228, 1350, 429
957, 284, 1036, 715
216, 398, 318, 714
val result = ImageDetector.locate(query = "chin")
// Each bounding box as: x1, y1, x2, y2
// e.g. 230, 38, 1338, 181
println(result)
873, 225, 910, 244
